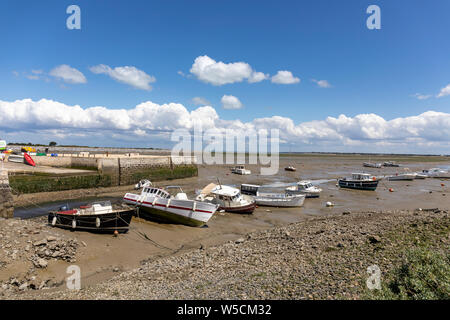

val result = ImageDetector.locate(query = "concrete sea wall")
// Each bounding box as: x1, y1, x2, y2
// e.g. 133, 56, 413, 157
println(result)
0, 170, 14, 218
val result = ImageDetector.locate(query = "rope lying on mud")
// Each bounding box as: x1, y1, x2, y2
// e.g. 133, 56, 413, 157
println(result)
117, 206, 182, 252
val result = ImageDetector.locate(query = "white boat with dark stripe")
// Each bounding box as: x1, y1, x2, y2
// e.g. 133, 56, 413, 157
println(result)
123, 186, 218, 227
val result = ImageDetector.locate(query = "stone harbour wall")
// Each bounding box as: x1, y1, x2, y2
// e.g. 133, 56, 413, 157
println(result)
0, 170, 14, 218
98, 156, 197, 185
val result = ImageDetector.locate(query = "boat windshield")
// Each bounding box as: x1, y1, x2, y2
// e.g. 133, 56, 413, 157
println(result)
300, 183, 313, 189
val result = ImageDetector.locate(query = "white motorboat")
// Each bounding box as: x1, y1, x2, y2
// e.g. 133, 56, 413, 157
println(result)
387, 173, 416, 181
383, 161, 400, 167
363, 162, 382, 168
285, 180, 322, 198
422, 168, 450, 179
255, 192, 305, 207
412, 172, 427, 179
231, 165, 251, 175
196, 183, 256, 214
134, 179, 152, 190
403, 168, 427, 179
123, 186, 218, 227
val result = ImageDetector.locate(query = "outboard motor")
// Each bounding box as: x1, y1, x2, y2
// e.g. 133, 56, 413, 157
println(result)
59, 205, 69, 211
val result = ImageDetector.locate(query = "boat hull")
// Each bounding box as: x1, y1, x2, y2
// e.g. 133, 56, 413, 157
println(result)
338, 179, 379, 191
48, 209, 134, 233
285, 189, 320, 198
123, 193, 217, 227
255, 194, 305, 207
387, 175, 415, 181
220, 201, 256, 214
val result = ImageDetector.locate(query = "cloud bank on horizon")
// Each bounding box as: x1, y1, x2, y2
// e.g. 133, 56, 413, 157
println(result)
1, 98, 449, 153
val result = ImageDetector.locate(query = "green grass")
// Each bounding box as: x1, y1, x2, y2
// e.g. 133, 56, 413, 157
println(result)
368, 247, 450, 300
363, 218, 450, 300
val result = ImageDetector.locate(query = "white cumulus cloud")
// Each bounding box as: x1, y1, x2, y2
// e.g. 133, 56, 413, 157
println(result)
221, 95, 243, 109
271, 71, 300, 84
90, 64, 156, 91
312, 79, 331, 88
49, 65, 87, 84
1, 99, 450, 153
437, 84, 450, 98
190, 55, 267, 85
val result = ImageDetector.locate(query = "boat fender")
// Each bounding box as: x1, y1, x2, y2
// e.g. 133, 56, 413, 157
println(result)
192, 202, 196, 212
52, 216, 57, 226
96, 217, 101, 228
72, 219, 76, 229
152, 197, 157, 206
166, 199, 171, 208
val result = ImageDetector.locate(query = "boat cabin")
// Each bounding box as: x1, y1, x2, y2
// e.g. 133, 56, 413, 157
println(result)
141, 187, 171, 199
211, 185, 242, 201
297, 181, 314, 189
241, 184, 260, 196
88, 201, 113, 214
351, 173, 373, 181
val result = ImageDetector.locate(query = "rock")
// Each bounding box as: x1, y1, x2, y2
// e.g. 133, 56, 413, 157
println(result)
368, 235, 381, 244
34, 258, 48, 268
326, 202, 334, 207
33, 239, 47, 247
19, 282, 28, 291
235, 238, 245, 244
47, 236, 57, 242
343, 211, 351, 215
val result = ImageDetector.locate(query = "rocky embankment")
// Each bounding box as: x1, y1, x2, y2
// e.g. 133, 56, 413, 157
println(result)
1, 208, 449, 299
0, 217, 80, 292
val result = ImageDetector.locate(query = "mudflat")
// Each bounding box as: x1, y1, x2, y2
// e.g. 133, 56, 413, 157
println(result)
1, 154, 449, 298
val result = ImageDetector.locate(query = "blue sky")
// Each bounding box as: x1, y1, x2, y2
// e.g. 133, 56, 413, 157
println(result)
0, 0, 449, 152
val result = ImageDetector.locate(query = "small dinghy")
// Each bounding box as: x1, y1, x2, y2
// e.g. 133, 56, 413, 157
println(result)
48, 201, 135, 233
284, 165, 297, 172
255, 192, 305, 207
